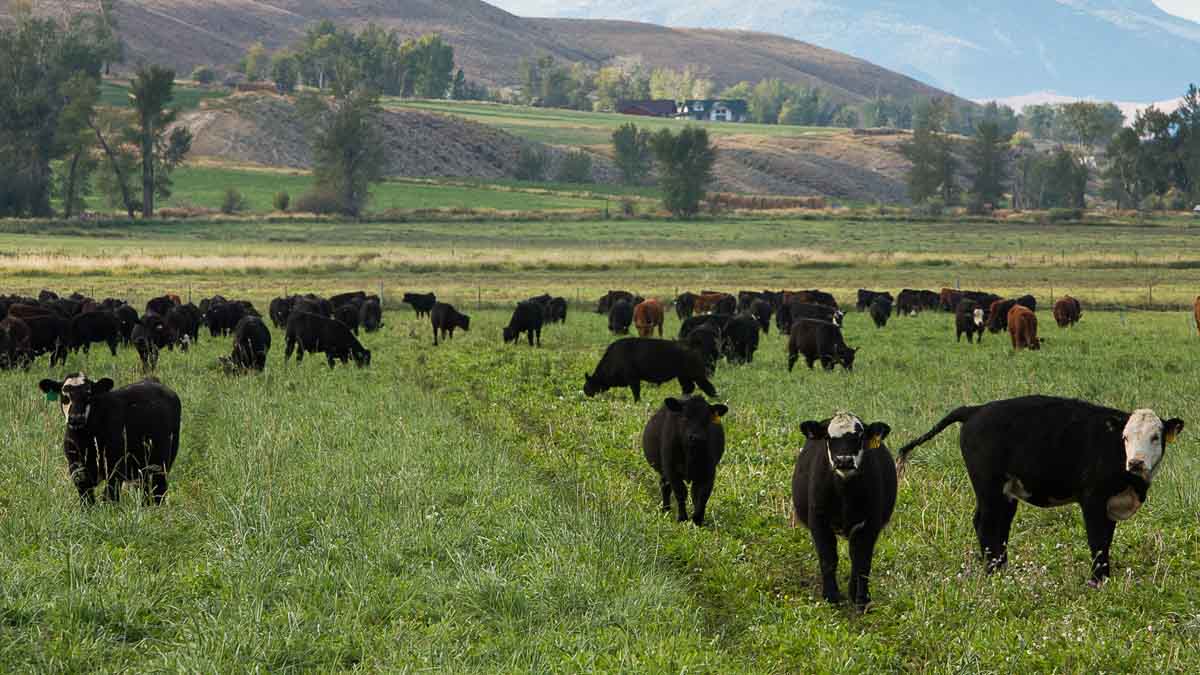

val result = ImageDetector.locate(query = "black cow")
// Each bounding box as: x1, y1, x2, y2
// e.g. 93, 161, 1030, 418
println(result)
674, 292, 698, 320
869, 297, 891, 328
788, 319, 857, 372
0, 316, 32, 369
204, 301, 247, 337
723, 314, 760, 364
334, 304, 360, 335
679, 313, 732, 340
857, 290, 893, 312
403, 292, 437, 318
955, 299, 985, 343
895, 396, 1185, 586
987, 299, 1018, 333
596, 290, 641, 314
749, 299, 773, 334
895, 289, 922, 316
546, 297, 568, 324
793, 413, 895, 609
1015, 294, 1038, 312
38, 375, 181, 505
68, 311, 120, 356
145, 295, 177, 317
131, 324, 158, 371
584, 337, 717, 403
140, 312, 175, 350
685, 324, 721, 376
608, 299, 634, 335
643, 396, 729, 526
293, 297, 332, 318
269, 296, 294, 328
431, 302, 471, 346
778, 302, 843, 334
224, 316, 271, 373
503, 301, 544, 347
359, 297, 383, 332
284, 312, 371, 368
330, 291, 367, 309
114, 304, 139, 344
166, 303, 202, 350
24, 314, 69, 366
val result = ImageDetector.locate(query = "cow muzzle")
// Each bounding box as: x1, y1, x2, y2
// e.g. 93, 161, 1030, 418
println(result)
67, 415, 88, 431
1127, 458, 1149, 479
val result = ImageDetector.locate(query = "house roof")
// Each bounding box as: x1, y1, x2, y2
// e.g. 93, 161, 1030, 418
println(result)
616, 99, 679, 117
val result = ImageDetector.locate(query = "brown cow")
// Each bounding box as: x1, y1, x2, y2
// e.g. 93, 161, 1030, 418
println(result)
939, 288, 963, 312
1053, 296, 1082, 328
693, 292, 734, 315
1008, 305, 1041, 351
633, 299, 665, 338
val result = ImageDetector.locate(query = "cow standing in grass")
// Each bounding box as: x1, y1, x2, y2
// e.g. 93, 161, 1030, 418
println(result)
642, 396, 728, 526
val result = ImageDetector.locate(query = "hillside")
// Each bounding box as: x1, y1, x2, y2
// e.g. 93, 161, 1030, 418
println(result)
0, 0, 963, 105
493, 0, 1200, 102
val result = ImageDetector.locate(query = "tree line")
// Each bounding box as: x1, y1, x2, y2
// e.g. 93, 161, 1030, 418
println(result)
0, 5, 191, 219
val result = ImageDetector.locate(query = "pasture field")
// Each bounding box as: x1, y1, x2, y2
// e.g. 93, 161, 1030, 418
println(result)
386, 99, 835, 147
99, 80, 228, 112
2, 216, 1200, 671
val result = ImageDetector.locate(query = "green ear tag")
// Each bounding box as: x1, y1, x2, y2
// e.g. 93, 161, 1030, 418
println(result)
46, 390, 59, 402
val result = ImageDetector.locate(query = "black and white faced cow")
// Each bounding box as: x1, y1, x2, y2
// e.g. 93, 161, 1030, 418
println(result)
642, 396, 728, 526
792, 413, 895, 610
895, 396, 1184, 586
38, 374, 182, 505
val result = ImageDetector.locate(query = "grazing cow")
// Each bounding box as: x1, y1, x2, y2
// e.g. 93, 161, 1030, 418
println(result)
503, 301, 544, 347
788, 319, 857, 372
723, 314, 760, 364
685, 324, 721, 375
223, 316, 271, 372
964, 291, 1001, 311
596, 290, 641, 314
67, 311, 120, 356
1008, 305, 1040, 351
694, 292, 736, 315
1015, 294, 1037, 312
6, 303, 54, 321
165, 303, 202, 349
674, 292, 698, 320
130, 323, 158, 371
543, 297, 567, 324
38, 289, 59, 303
643, 396, 729, 526
145, 295, 178, 317
869, 297, 891, 328
23, 314, 69, 366
987, 299, 1018, 333
114, 305, 139, 344
940, 288, 964, 312
431, 302, 471, 346
204, 301, 248, 338
402, 292, 437, 318
608, 299, 635, 335
0, 316, 32, 369
359, 297, 383, 332
284, 312, 371, 368
633, 299, 665, 338
895, 289, 924, 316
334, 304, 361, 335
749, 299, 773, 334
1054, 296, 1083, 328
895, 396, 1184, 585
787, 289, 839, 309
584, 338, 717, 403
778, 302, 843, 334
792, 413, 895, 609
679, 313, 732, 340
293, 296, 332, 318
198, 295, 227, 317
269, 297, 294, 328
38, 375, 181, 505
857, 290, 893, 312
955, 299, 985, 344
330, 291, 367, 309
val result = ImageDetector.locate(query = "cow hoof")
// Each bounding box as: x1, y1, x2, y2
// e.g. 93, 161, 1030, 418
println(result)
823, 592, 845, 605
1087, 578, 1107, 589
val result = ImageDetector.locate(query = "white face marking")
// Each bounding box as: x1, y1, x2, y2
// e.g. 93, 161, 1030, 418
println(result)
1122, 409, 1164, 479
827, 413, 863, 439
973, 308, 984, 327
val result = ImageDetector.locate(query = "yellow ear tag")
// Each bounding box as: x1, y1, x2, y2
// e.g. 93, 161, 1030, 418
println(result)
1166, 429, 1179, 444
711, 413, 722, 425
867, 436, 881, 450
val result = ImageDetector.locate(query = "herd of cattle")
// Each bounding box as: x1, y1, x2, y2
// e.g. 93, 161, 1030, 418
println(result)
6, 281, 1196, 612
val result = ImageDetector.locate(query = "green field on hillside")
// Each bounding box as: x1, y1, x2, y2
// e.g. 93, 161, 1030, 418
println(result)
100, 80, 228, 111
2, 216, 1200, 671
388, 99, 835, 146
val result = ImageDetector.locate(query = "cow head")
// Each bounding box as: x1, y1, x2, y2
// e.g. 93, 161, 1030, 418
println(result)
353, 346, 372, 368
665, 396, 728, 452
458, 314, 471, 332
503, 326, 518, 344
838, 345, 857, 371
801, 413, 890, 479
38, 374, 114, 431
1111, 410, 1184, 481
973, 308, 984, 327
583, 373, 604, 397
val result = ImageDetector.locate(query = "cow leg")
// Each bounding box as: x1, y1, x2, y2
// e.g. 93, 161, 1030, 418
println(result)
284, 338, 295, 363
666, 471, 689, 522
535, 328, 542, 347
810, 523, 843, 604
806, 356, 816, 369
327, 352, 337, 369
104, 478, 121, 503
691, 479, 713, 527
108, 338, 118, 356
696, 377, 717, 398
678, 377, 696, 396
527, 330, 534, 347
787, 351, 798, 372
70, 465, 97, 506
659, 477, 672, 512
629, 381, 642, 403
144, 466, 168, 505
848, 529, 880, 610
433, 325, 438, 346
1082, 503, 1117, 586
973, 495, 1018, 572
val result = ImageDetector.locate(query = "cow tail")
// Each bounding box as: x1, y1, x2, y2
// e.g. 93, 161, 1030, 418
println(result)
895, 405, 981, 477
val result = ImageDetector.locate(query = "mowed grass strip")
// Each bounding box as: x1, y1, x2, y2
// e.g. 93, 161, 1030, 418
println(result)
0, 326, 741, 672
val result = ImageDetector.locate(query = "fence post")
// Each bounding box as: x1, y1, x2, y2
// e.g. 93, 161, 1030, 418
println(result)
378, 280, 384, 305
477, 286, 481, 310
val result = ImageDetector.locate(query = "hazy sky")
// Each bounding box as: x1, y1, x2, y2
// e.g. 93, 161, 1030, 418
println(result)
1153, 0, 1200, 22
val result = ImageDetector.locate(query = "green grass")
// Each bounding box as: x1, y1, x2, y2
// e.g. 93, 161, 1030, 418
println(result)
387, 99, 836, 146
99, 80, 228, 111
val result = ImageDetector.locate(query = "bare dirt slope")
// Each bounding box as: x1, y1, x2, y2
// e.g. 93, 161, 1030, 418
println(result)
0, 0, 965, 106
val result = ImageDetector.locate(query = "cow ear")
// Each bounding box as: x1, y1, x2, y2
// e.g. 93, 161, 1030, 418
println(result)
664, 398, 683, 412
1164, 418, 1184, 444
800, 421, 828, 440
710, 404, 729, 419
865, 422, 891, 449
1105, 414, 1129, 434
38, 379, 62, 394
94, 378, 115, 395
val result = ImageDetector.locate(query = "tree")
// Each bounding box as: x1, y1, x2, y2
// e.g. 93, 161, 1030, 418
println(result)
271, 51, 300, 93
450, 69, 467, 100
1021, 104, 1057, 139
966, 121, 1009, 212
242, 41, 269, 80
1058, 101, 1124, 154
405, 34, 455, 99
1102, 127, 1144, 209
55, 74, 101, 218
611, 123, 654, 185
129, 65, 192, 218
900, 98, 959, 205
651, 127, 716, 219
300, 87, 386, 216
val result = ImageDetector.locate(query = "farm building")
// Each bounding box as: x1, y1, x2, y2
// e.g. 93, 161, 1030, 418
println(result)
615, 99, 679, 117
676, 99, 749, 122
